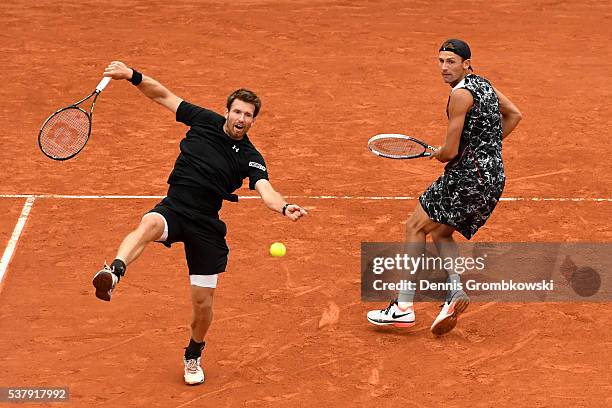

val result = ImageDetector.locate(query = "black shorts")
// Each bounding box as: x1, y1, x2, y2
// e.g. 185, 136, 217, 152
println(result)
419, 169, 504, 240
147, 196, 228, 276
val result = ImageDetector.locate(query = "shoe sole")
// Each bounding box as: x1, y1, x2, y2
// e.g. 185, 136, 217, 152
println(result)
185, 378, 205, 386
430, 297, 470, 336
92, 272, 113, 302
367, 317, 416, 328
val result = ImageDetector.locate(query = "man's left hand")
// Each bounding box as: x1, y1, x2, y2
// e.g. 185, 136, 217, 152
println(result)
285, 204, 308, 221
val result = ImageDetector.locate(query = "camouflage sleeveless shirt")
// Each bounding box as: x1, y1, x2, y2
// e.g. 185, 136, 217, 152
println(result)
446, 73, 504, 183
419, 74, 505, 239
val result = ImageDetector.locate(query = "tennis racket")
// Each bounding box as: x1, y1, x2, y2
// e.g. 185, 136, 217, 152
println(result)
38, 77, 111, 160
368, 133, 437, 159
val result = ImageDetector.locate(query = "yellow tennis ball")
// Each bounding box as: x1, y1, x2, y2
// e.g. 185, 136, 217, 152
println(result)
270, 242, 286, 257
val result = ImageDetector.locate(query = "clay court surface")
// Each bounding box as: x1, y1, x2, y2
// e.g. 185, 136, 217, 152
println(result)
1, 0, 611, 406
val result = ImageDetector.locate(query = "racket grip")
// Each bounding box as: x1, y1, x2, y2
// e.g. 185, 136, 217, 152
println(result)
96, 76, 112, 93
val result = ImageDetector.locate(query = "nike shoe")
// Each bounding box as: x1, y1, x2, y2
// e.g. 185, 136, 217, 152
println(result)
183, 357, 205, 385
367, 299, 416, 327
430, 290, 470, 336
92, 264, 119, 302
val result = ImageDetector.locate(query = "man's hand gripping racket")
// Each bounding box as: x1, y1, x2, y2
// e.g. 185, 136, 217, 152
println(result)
38, 77, 111, 160
367, 133, 438, 160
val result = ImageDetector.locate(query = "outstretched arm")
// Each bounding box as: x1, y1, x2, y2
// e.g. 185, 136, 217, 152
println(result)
494, 87, 522, 140
254, 179, 307, 221
103, 61, 183, 113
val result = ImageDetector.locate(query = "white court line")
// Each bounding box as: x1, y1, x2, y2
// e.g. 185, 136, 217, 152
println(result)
0, 196, 36, 291
0, 193, 608, 290
0, 194, 611, 202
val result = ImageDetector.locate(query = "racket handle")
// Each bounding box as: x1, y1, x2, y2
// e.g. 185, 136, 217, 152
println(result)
96, 76, 112, 93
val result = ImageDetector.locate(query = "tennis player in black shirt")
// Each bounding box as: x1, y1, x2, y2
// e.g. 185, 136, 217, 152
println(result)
92, 61, 307, 385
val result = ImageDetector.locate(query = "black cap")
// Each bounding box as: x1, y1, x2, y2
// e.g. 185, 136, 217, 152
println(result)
439, 39, 471, 60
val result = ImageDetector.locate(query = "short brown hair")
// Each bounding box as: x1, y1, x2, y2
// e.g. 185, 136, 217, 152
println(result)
226, 88, 261, 118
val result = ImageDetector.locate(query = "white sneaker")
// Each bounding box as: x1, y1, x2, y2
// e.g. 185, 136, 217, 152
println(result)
183, 357, 205, 385
367, 299, 416, 327
92, 264, 119, 302
430, 290, 470, 336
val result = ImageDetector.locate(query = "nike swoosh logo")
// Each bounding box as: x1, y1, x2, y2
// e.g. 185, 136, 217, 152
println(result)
392, 311, 413, 319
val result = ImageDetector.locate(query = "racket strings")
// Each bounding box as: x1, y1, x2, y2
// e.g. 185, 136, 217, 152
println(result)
39, 108, 90, 159
370, 138, 425, 157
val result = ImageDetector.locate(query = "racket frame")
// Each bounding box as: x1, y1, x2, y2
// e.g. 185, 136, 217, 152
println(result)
38, 77, 111, 161
368, 133, 437, 159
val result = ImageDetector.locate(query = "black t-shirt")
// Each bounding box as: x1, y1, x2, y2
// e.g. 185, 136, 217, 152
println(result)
167, 101, 269, 207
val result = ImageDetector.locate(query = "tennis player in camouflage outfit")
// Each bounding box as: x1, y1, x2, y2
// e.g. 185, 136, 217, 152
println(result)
368, 39, 522, 335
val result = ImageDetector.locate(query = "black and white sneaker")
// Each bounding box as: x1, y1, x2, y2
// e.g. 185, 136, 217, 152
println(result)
183, 357, 205, 385
367, 299, 416, 327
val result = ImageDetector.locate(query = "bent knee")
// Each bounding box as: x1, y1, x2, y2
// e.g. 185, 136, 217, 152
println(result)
191, 288, 215, 314
193, 298, 214, 317
430, 225, 455, 241
406, 210, 432, 233
406, 214, 422, 232
138, 214, 166, 240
